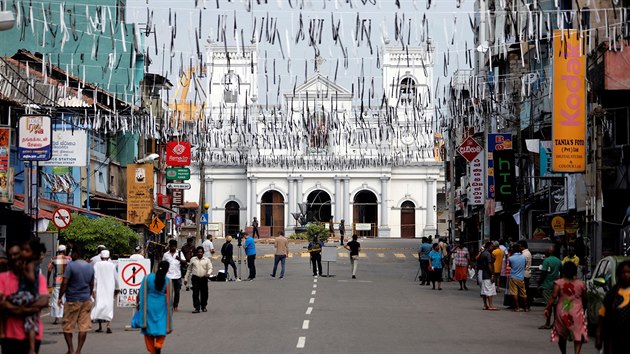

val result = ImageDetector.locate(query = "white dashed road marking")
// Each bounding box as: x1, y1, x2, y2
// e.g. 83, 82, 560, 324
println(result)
309, 297, 315, 304
311, 290, 316, 295
305, 307, 313, 315
297, 337, 306, 348
302, 320, 310, 329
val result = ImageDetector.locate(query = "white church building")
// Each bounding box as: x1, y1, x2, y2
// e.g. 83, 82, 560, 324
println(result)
182, 43, 445, 238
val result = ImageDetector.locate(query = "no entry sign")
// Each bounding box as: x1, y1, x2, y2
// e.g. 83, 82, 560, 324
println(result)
52, 208, 72, 229
117, 258, 151, 307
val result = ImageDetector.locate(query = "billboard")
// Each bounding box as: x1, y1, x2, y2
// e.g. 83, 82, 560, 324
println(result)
166, 141, 191, 166
18, 115, 53, 161
487, 133, 513, 198
40, 129, 88, 166
0, 127, 13, 204
494, 150, 516, 203
126, 164, 154, 225
552, 30, 586, 172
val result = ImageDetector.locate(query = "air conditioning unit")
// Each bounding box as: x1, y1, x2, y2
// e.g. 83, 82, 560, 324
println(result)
0, 11, 16, 31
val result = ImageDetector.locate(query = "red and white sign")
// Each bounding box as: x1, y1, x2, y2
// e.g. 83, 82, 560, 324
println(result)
166, 141, 191, 166
52, 208, 72, 229
468, 152, 485, 205
457, 136, 483, 162
117, 258, 151, 307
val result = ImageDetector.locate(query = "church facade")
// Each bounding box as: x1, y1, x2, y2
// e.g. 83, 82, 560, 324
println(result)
183, 44, 445, 238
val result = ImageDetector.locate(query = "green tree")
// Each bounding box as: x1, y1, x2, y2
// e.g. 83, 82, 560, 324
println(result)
306, 223, 330, 243
58, 214, 139, 257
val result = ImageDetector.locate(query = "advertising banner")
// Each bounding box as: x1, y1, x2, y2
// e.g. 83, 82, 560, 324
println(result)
40, 129, 88, 166
552, 30, 586, 172
166, 141, 191, 166
493, 150, 516, 202
468, 152, 485, 205
126, 164, 154, 225
18, 115, 52, 161
0, 127, 13, 204
487, 133, 513, 198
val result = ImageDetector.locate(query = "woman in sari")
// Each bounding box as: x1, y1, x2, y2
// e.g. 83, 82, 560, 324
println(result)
135, 260, 173, 354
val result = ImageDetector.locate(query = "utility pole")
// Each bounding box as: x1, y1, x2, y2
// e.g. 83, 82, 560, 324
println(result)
196, 140, 206, 245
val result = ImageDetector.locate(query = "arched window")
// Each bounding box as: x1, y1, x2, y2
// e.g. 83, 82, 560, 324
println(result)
399, 77, 417, 105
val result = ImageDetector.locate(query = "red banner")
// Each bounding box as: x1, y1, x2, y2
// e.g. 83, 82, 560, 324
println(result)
166, 141, 191, 167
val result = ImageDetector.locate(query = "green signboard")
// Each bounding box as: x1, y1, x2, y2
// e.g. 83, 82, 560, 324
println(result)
166, 167, 190, 181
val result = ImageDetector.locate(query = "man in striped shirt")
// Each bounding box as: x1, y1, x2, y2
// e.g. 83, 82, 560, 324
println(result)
47, 245, 71, 324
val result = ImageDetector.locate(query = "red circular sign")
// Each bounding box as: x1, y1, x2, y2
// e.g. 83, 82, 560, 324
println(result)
121, 262, 147, 287
52, 208, 72, 229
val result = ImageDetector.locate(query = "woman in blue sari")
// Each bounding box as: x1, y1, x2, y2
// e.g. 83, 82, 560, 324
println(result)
134, 260, 173, 354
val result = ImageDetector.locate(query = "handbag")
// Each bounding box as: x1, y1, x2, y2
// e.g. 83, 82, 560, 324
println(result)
131, 278, 148, 329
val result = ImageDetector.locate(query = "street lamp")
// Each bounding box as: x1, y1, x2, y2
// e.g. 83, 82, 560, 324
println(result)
135, 153, 159, 164
0, 11, 16, 31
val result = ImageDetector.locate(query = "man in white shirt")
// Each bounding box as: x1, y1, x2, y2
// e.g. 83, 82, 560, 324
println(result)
184, 246, 213, 313
162, 239, 185, 311
90, 245, 106, 264
129, 246, 145, 260
202, 236, 215, 259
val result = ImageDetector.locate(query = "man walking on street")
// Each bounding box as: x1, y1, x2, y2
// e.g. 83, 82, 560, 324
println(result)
344, 234, 361, 279
91, 250, 118, 333
202, 235, 215, 259
477, 241, 497, 310
59, 245, 94, 354
308, 235, 324, 276
508, 243, 528, 312
184, 246, 212, 313
537, 245, 562, 329
180, 237, 196, 263
419, 237, 432, 285
339, 219, 346, 246
243, 233, 257, 280
47, 245, 70, 324
252, 217, 260, 239
517, 240, 533, 311
162, 239, 185, 311
270, 231, 289, 279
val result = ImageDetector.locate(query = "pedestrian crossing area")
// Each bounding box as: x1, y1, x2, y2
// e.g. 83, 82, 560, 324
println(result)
208, 248, 419, 261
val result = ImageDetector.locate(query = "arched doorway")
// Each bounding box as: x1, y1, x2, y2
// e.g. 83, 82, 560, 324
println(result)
306, 190, 332, 223
400, 201, 416, 238
225, 201, 240, 236
353, 190, 378, 237
261, 190, 285, 237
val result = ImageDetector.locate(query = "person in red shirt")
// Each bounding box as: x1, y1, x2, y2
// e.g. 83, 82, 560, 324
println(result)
0, 242, 49, 354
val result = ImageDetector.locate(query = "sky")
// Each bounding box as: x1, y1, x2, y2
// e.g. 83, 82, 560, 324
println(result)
127, 0, 476, 110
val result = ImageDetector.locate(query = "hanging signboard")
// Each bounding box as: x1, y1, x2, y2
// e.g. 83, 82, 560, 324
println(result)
487, 133, 512, 198
468, 152, 485, 205
0, 127, 14, 204
166, 167, 191, 181
165, 141, 191, 166
126, 164, 154, 224
18, 115, 52, 161
493, 150, 516, 203
552, 29, 586, 172
457, 136, 483, 162
40, 129, 88, 166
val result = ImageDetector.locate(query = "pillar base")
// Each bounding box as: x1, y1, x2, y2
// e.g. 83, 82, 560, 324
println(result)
423, 227, 438, 237
377, 227, 392, 238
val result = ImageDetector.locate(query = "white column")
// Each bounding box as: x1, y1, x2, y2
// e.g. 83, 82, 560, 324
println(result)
288, 178, 295, 225
205, 178, 213, 221
334, 177, 341, 221
250, 177, 258, 220
424, 178, 437, 236
296, 177, 303, 206
380, 177, 389, 226
343, 178, 350, 224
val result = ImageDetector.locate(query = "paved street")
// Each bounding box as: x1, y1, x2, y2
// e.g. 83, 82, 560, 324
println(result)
40, 239, 598, 354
